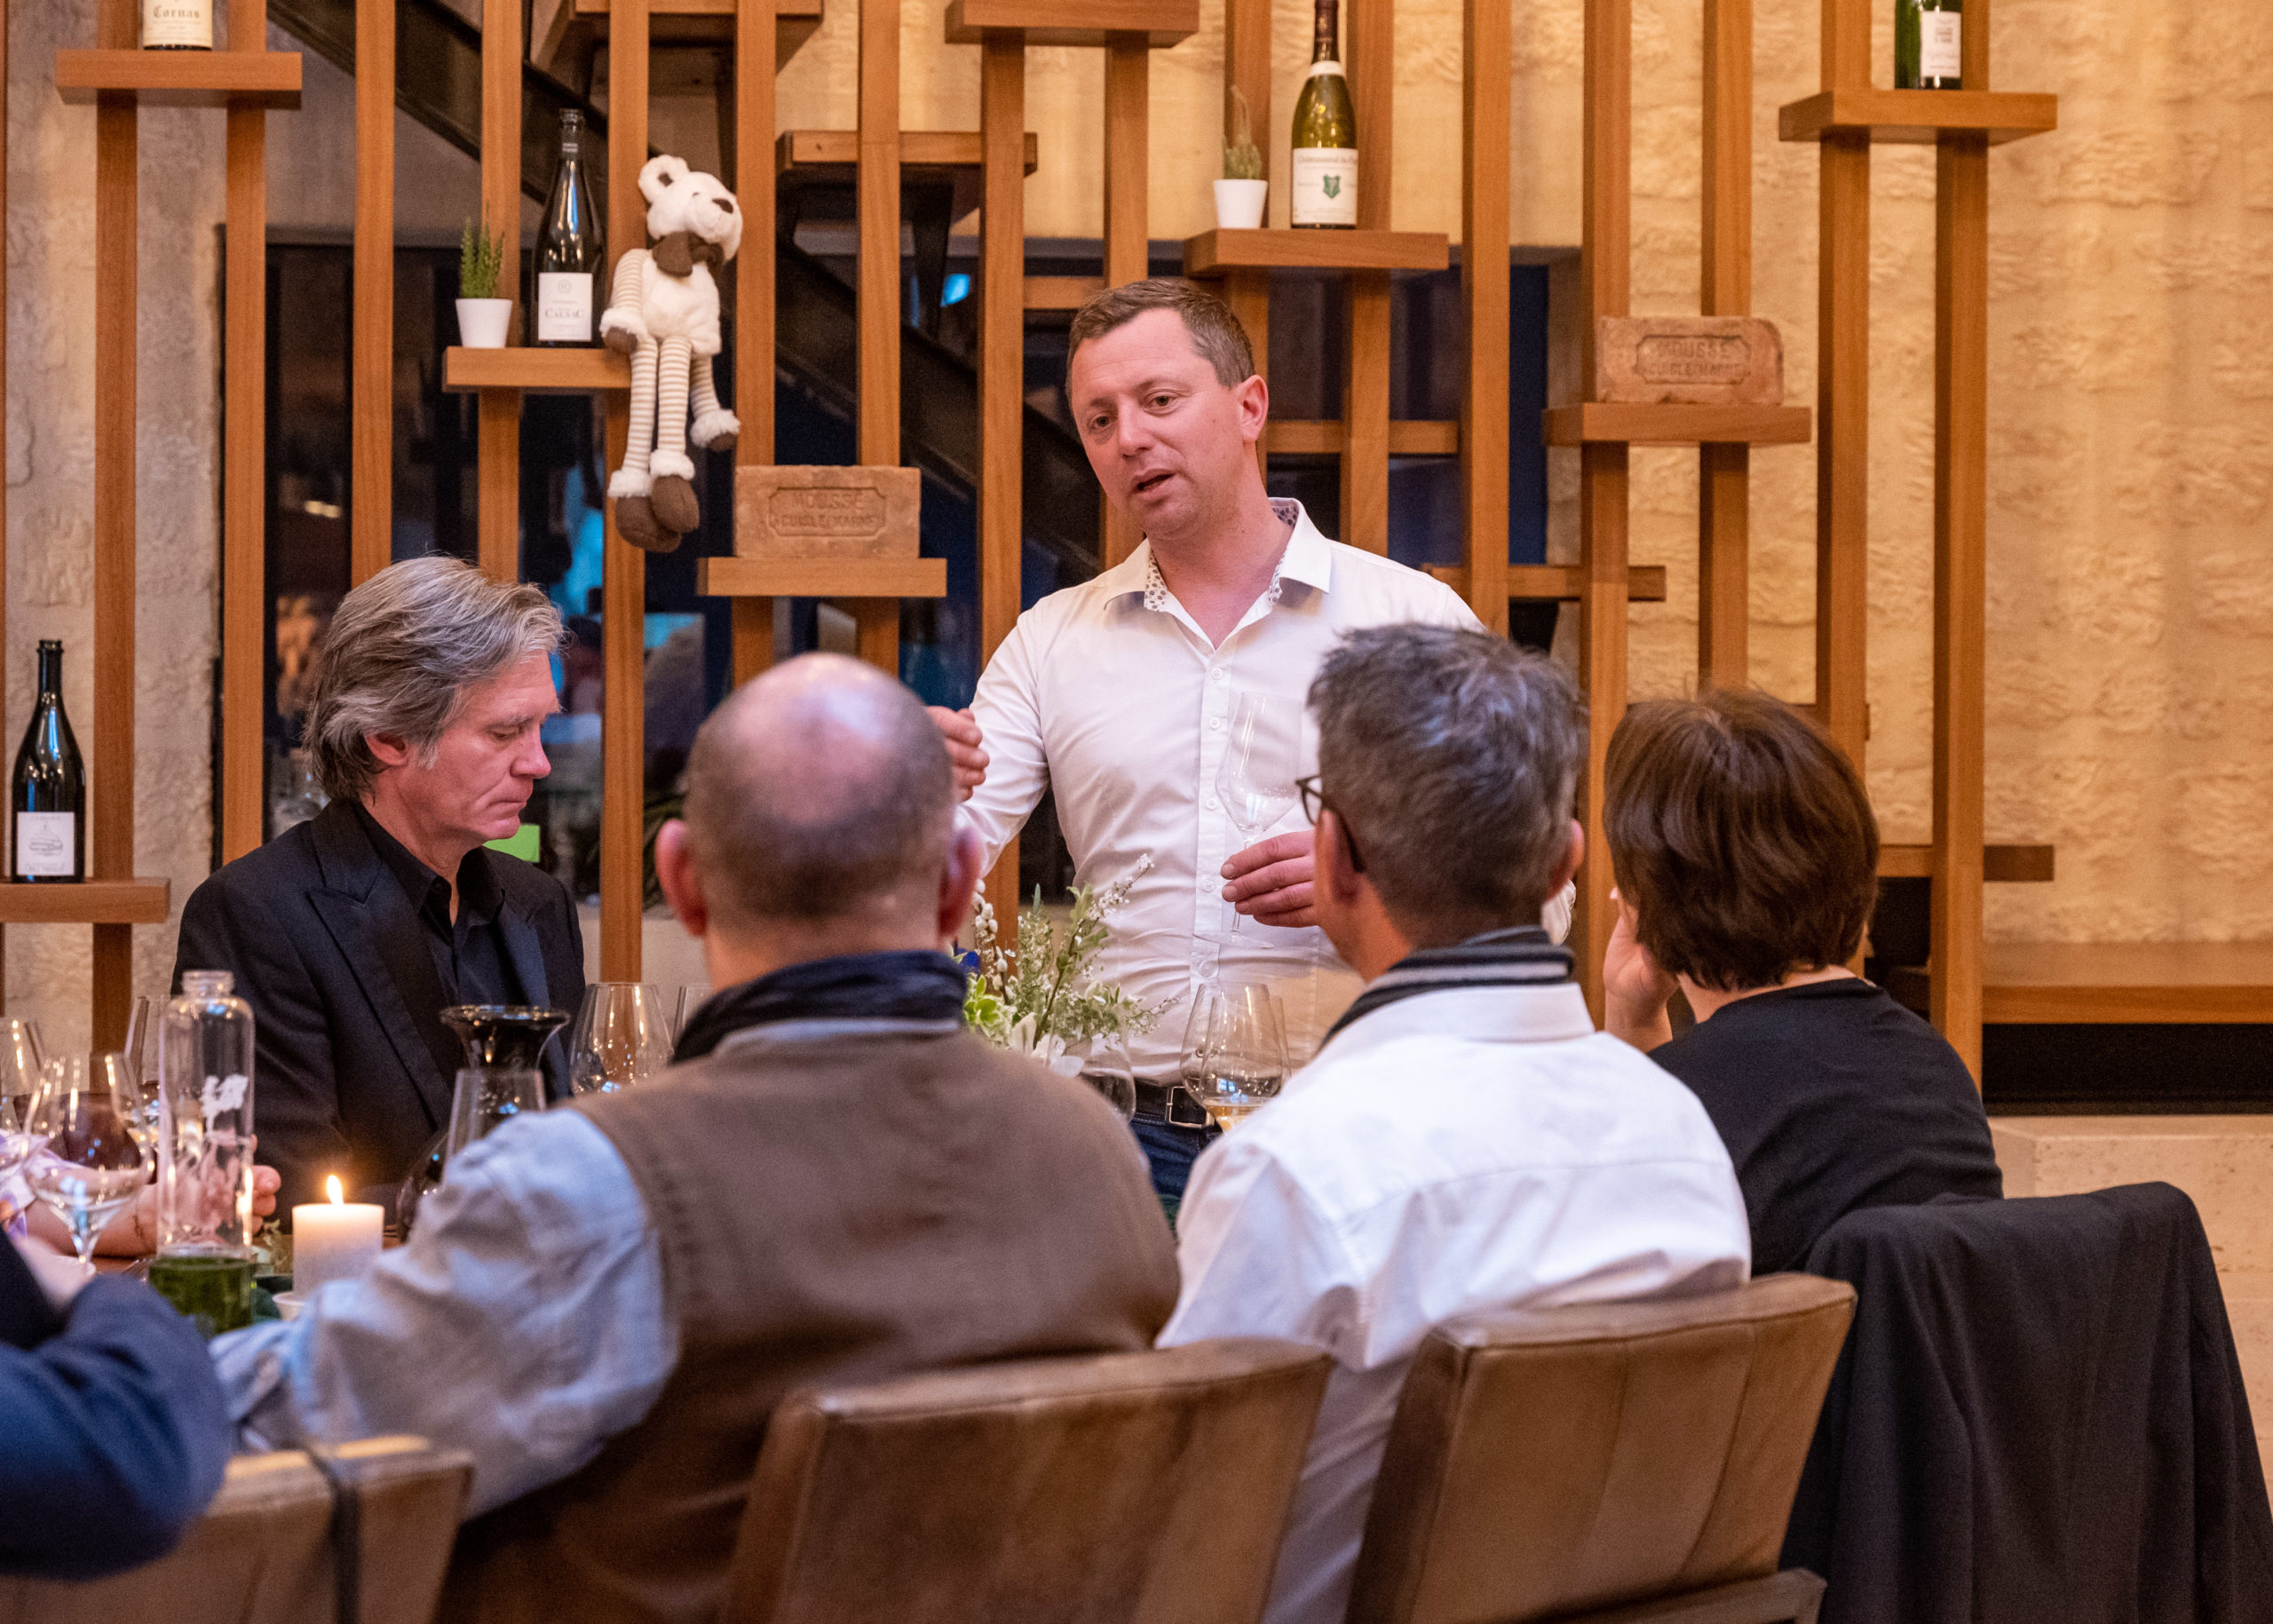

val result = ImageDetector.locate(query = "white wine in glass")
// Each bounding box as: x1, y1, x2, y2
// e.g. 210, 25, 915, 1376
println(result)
1179, 982, 1287, 1131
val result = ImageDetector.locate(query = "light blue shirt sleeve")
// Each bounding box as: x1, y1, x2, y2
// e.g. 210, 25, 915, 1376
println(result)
211, 1110, 677, 1517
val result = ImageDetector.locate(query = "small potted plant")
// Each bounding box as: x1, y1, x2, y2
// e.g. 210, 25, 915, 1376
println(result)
1215, 86, 1267, 230
455, 217, 513, 348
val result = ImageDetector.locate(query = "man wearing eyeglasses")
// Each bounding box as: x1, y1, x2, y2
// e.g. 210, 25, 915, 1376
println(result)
927, 278, 1568, 1205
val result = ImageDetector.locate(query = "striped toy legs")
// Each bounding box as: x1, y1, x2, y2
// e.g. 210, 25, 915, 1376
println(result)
689, 352, 739, 451
647, 335, 701, 535
611, 336, 674, 550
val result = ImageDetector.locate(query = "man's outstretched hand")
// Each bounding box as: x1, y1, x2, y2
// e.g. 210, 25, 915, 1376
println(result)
927, 707, 987, 801
1223, 830, 1317, 929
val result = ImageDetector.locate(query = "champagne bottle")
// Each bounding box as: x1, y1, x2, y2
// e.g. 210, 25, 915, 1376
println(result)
12, 641, 84, 883
1895, 0, 1962, 90
534, 110, 605, 346
1288, 0, 1358, 230
140, 0, 213, 50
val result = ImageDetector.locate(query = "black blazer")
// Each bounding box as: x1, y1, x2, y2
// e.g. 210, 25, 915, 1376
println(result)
172, 799, 586, 1214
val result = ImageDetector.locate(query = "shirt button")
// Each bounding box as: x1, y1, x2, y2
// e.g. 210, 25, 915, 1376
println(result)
1210, 669, 1227, 683
1209, 717, 1224, 731
1207, 796, 1221, 810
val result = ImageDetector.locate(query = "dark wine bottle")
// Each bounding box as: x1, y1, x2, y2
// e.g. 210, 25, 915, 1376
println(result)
1289, 0, 1357, 229
534, 110, 605, 347
12, 641, 84, 883
1895, 0, 1963, 90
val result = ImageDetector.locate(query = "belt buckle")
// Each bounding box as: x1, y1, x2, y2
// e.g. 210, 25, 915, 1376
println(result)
1165, 1086, 1208, 1130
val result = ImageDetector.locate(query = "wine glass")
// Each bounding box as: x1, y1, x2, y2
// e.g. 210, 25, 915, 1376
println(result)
567, 984, 674, 1097
1214, 692, 1298, 935
1177, 982, 1287, 1132
25, 1055, 148, 1274
1074, 1030, 1139, 1122
672, 984, 713, 1045
0, 1018, 47, 1138
122, 996, 165, 1152
444, 1068, 547, 1171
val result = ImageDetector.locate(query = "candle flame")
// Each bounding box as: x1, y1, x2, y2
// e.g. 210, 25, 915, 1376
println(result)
327, 1176, 343, 1206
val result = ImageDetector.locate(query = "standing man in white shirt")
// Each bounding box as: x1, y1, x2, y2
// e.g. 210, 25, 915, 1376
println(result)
928, 279, 1498, 1203
1160, 625, 1751, 1624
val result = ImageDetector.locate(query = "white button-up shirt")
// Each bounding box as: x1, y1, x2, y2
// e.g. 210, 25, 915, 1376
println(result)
963, 501, 1480, 1075
1159, 983, 1752, 1624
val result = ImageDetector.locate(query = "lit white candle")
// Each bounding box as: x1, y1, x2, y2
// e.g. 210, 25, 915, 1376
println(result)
291, 1176, 384, 1295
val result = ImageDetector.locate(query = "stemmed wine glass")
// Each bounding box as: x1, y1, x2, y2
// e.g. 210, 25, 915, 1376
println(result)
1214, 692, 1298, 935
671, 984, 713, 1046
567, 984, 674, 1097
0, 1018, 47, 1141
1177, 981, 1287, 1131
122, 996, 166, 1155
1074, 1030, 1139, 1122
24, 1055, 148, 1274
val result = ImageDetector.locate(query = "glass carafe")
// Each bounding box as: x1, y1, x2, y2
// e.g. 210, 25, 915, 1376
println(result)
156, 970, 257, 1256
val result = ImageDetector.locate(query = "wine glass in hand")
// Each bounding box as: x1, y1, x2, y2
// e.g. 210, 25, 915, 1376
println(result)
1214, 692, 1298, 935
25, 1055, 147, 1274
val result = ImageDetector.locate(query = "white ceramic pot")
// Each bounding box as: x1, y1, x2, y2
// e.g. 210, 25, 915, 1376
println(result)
1213, 178, 1269, 231
455, 297, 514, 348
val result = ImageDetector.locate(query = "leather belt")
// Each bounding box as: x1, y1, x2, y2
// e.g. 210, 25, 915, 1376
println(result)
1134, 1080, 1210, 1129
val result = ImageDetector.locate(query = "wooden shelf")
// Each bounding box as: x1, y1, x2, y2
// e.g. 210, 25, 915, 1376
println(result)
1184, 228, 1451, 275
442, 348, 630, 394
54, 50, 301, 109
1888, 943, 2273, 1026
1426, 564, 1669, 604
1543, 402, 1813, 447
1268, 420, 1459, 456
1778, 89, 2057, 147
0, 879, 172, 926
572, 0, 823, 59
944, 0, 1199, 47
699, 557, 949, 598
779, 130, 1037, 177
1878, 844, 2055, 883
1025, 276, 1105, 312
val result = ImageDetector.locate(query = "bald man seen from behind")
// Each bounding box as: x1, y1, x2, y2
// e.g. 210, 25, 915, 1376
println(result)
209, 654, 1181, 1624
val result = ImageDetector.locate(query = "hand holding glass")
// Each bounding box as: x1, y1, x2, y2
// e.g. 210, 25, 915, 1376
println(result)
1215, 693, 1298, 935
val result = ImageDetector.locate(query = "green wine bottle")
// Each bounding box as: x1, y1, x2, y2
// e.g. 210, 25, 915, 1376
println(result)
1895, 0, 1963, 90
1289, 0, 1357, 229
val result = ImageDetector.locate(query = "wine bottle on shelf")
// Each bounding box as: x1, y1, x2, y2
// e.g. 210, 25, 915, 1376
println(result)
1895, 0, 1963, 90
534, 110, 605, 347
1288, 0, 1358, 230
140, 0, 213, 50
12, 641, 84, 883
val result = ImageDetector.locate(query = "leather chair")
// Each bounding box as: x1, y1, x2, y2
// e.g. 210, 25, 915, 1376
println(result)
719, 1337, 1334, 1624
0, 1436, 471, 1624
1346, 1275, 1856, 1624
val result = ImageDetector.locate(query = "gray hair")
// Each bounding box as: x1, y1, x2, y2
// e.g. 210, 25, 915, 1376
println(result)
305, 557, 564, 803
1309, 625, 1585, 941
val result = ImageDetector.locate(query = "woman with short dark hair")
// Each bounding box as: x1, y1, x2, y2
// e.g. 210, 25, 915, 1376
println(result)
1602, 689, 2001, 1274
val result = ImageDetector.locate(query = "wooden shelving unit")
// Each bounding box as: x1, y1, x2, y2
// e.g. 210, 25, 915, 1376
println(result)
1888, 943, 2273, 1026
1428, 564, 1670, 605
572, 0, 822, 60
698, 558, 948, 598
1182, 228, 1450, 274
1543, 403, 1812, 447
943, 0, 1199, 48
441, 348, 632, 393
54, 49, 301, 106
1782, 0, 2056, 1075
1268, 421, 1459, 456
0, 881, 172, 927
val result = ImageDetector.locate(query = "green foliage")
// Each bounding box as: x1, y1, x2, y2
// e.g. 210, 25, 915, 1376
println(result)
459, 217, 506, 299
962, 860, 1172, 1066
1224, 86, 1264, 180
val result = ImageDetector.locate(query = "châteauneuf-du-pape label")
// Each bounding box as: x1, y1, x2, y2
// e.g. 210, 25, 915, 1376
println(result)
1920, 12, 1962, 79
1290, 147, 1358, 227
15, 813, 74, 878
536, 273, 594, 344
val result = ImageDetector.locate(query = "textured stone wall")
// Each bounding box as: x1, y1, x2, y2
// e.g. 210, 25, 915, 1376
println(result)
6, 0, 224, 1051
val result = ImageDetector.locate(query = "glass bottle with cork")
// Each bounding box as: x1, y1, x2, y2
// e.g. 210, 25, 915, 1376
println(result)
146, 972, 259, 1337
1289, 0, 1358, 229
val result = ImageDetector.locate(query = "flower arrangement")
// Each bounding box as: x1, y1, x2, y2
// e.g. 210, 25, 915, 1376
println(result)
962, 858, 1172, 1069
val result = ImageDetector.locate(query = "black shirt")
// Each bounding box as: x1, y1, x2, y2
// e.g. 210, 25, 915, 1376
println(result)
352, 804, 525, 1010
1648, 977, 2002, 1274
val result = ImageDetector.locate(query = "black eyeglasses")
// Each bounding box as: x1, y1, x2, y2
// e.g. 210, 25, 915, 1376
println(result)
1295, 774, 1366, 874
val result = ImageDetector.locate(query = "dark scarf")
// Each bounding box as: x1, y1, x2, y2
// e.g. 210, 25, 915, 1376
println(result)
672, 949, 969, 1063
1318, 924, 1574, 1053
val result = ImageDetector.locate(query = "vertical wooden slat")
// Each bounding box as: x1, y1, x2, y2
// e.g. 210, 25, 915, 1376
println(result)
1099, 36, 1148, 569
477, 0, 523, 582
1460, 0, 1509, 633
0, 0, 9, 986
600, 0, 650, 982
854, 0, 899, 675
1574, 0, 1630, 1017
1697, 0, 1749, 691
1823, 0, 1868, 87
220, 0, 268, 864
1340, 0, 1391, 554
351, 0, 393, 586
1814, 134, 1868, 764
91, 1, 136, 1045
980, 34, 1026, 918
733, 0, 777, 688
1224, 0, 1271, 479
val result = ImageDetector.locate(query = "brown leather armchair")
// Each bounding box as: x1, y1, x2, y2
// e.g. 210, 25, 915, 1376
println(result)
1345, 1274, 1856, 1624
0, 1436, 471, 1624
719, 1337, 1334, 1624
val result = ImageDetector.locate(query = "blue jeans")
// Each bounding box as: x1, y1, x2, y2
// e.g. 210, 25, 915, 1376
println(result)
1132, 1117, 1219, 1227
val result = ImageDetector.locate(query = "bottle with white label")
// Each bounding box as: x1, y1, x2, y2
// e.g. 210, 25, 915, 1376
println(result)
534, 109, 604, 346
1896, 0, 1962, 90
12, 641, 84, 883
141, 0, 213, 50
1289, 0, 1357, 229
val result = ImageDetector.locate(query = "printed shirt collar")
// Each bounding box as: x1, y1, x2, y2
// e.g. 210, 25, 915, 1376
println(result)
1107, 498, 1337, 611
1314, 981, 1599, 1066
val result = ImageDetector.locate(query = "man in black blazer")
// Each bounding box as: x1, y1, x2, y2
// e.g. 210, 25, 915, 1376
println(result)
174, 558, 586, 1215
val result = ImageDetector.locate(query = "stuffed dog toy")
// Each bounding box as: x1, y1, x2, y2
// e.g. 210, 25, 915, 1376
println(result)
600, 154, 742, 551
